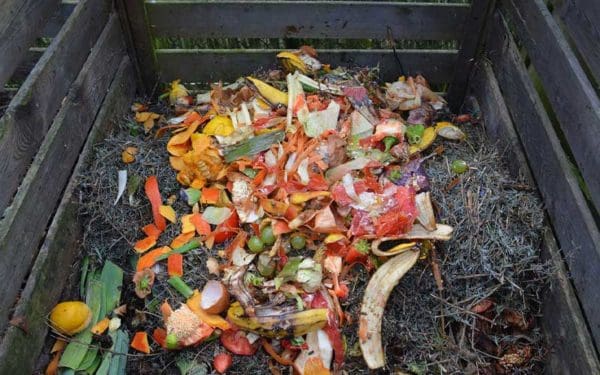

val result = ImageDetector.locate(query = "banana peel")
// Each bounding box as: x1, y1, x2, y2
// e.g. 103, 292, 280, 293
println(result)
246, 77, 288, 107
359, 250, 420, 369
277, 52, 308, 74
408, 126, 436, 154
435, 121, 465, 140
227, 302, 327, 338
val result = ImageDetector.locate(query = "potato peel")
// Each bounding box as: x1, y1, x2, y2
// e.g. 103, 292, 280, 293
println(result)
359, 250, 420, 369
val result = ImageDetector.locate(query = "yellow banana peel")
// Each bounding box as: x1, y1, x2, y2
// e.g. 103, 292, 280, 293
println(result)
227, 302, 327, 338
277, 51, 308, 74
246, 77, 288, 107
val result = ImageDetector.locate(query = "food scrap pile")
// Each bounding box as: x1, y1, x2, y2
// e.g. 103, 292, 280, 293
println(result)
47, 49, 549, 374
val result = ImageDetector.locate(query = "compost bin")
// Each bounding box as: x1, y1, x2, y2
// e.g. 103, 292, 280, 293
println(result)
0, 0, 598, 374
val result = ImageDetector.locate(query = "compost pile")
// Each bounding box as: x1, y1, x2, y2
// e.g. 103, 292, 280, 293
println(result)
46, 48, 549, 374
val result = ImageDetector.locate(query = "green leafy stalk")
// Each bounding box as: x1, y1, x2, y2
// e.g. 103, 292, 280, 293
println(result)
168, 276, 194, 299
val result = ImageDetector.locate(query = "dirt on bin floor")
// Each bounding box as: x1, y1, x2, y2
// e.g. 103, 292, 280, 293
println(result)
40, 91, 552, 374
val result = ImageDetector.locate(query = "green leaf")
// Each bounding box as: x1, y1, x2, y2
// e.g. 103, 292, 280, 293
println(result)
86, 279, 104, 324
100, 261, 124, 315
79, 256, 90, 299
95, 353, 111, 375
176, 354, 209, 375
76, 347, 99, 371
274, 257, 302, 289
223, 131, 284, 163
83, 354, 102, 374
108, 330, 129, 375
59, 330, 93, 369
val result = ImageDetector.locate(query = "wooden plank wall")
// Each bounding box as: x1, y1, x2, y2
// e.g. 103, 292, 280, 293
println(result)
121, 1, 468, 92
470, 62, 600, 373
0, 56, 136, 375
468, 0, 600, 366
0, 0, 61, 87
0, 0, 125, 338
0, 0, 111, 214
156, 49, 457, 84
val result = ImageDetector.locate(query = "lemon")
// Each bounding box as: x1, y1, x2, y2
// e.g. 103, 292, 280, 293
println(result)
49, 301, 92, 336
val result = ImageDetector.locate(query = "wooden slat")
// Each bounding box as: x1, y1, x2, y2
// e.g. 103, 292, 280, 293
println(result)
116, 0, 158, 94
147, 1, 468, 40
0, 14, 125, 334
0, 0, 111, 214
471, 56, 600, 373
501, 0, 600, 212
540, 229, 600, 374
469, 62, 533, 183
0, 57, 135, 373
0, 0, 61, 87
486, 12, 600, 346
156, 49, 457, 84
8, 47, 45, 83
39, 1, 77, 38
555, 0, 600, 86
447, 0, 496, 112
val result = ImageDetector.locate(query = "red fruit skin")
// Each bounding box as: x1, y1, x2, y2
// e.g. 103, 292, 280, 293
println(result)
213, 353, 233, 374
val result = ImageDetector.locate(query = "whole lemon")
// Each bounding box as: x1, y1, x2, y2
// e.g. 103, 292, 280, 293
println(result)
49, 301, 92, 336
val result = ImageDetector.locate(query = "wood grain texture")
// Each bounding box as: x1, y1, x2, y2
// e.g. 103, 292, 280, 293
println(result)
0, 14, 125, 334
0, 0, 61, 87
0, 57, 135, 373
9, 47, 45, 84
555, 0, 600, 86
156, 49, 457, 84
486, 12, 600, 345
147, 1, 468, 40
0, 0, 111, 215
116, 0, 158, 94
39, 1, 77, 38
469, 61, 600, 372
447, 0, 495, 112
501, 0, 600, 213
540, 229, 600, 374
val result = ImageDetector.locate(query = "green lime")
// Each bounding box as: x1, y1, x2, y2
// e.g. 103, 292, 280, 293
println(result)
260, 226, 276, 245
248, 236, 265, 253
290, 234, 306, 250
451, 159, 468, 174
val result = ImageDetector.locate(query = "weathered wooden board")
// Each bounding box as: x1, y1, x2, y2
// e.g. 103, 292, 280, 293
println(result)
469, 62, 533, 183
0, 57, 135, 374
0, 0, 111, 215
8, 47, 45, 84
156, 49, 457, 84
555, 0, 600, 85
501, 0, 600, 213
0, 0, 61, 88
539, 229, 600, 374
0, 14, 125, 334
147, 1, 469, 40
116, 0, 159, 95
470, 55, 600, 373
447, 0, 496, 112
39, 1, 77, 38
486, 12, 600, 345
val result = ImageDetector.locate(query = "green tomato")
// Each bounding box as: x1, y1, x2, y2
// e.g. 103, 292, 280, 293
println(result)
260, 225, 276, 245
248, 236, 265, 253
451, 159, 468, 174
290, 234, 306, 250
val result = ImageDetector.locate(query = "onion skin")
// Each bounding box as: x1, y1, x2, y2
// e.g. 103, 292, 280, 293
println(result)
200, 280, 230, 314
359, 250, 420, 369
